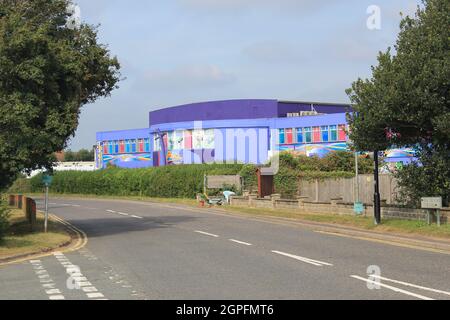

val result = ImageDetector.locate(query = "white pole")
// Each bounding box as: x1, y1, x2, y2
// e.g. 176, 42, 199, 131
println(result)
44, 185, 49, 233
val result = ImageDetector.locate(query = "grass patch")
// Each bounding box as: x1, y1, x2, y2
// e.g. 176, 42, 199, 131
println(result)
22, 193, 450, 240
0, 209, 71, 260
219, 206, 450, 239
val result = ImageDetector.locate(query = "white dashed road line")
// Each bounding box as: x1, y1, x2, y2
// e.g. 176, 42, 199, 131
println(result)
53, 252, 107, 300
195, 230, 219, 238
131, 215, 143, 219
106, 210, 116, 213
350, 275, 434, 300
30, 260, 65, 300
370, 275, 450, 297
117, 212, 129, 216
229, 239, 252, 246
271, 250, 333, 267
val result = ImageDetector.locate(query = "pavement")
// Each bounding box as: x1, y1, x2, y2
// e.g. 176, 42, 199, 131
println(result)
0, 197, 449, 300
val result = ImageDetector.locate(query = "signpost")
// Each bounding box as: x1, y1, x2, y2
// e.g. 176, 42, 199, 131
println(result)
353, 151, 364, 215
421, 197, 442, 226
42, 174, 53, 233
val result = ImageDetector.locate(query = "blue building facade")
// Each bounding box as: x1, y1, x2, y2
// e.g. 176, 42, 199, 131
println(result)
95, 99, 415, 169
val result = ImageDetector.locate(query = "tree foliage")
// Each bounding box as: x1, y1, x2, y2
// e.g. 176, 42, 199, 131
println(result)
64, 149, 94, 162
346, 0, 449, 205
0, 0, 121, 190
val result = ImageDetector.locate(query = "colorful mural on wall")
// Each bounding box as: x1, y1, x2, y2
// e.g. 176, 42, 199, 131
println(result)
277, 143, 416, 163
277, 143, 348, 157
102, 153, 153, 168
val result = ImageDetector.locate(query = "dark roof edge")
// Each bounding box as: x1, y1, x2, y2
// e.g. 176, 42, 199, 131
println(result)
278, 100, 352, 107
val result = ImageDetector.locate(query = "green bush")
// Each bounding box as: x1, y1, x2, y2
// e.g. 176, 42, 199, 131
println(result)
28, 164, 244, 199
15, 151, 369, 200
8, 177, 31, 193
238, 164, 258, 191
0, 199, 10, 241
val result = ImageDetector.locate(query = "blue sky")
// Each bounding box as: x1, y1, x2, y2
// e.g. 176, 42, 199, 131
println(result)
69, 0, 421, 150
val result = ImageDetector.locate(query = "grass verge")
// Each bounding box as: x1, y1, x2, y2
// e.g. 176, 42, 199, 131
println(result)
218, 206, 450, 239
0, 209, 71, 261
23, 192, 450, 240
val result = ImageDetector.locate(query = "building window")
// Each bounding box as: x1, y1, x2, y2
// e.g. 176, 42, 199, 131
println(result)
167, 132, 174, 151
321, 126, 329, 142
279, 129, 285, 144
153, 135, 161, 152
203, 129, 215, 149
330, 125, 337, 141
312, 127, 321, 143
173, 130, 184, 150
338, 124, 347, 141
144, 138, 150, 152
296, 128, 303, 144
304, 127, 312, 143
184, 130, 193, 149
138, 139, 144, 152
193, 130, 203, 149
285, 128, 293, 144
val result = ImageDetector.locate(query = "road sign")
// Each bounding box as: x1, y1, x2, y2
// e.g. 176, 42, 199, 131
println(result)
353, 201, 364, 215
42, 175, 53, 187
421, 197, 442, 209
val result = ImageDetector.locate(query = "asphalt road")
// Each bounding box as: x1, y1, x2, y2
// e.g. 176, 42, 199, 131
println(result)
1, 197, 449, 300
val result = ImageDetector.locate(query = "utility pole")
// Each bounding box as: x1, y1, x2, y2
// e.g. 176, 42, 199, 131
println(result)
373, 150, 381, 224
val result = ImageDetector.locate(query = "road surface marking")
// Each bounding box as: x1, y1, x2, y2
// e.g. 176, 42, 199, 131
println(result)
195, 230, 219, 238
30, 260, 65, 300
106, 210, 116, 213
229, 239, 252, 246
271, 251, 333, 267
370, 275, 450, 297
315, 230, 450, 255
117, 212, 129, 216
87, 292, 105, 298
131, 215, 143, 219
53, 252, 106, 300
350, 275, 434, 300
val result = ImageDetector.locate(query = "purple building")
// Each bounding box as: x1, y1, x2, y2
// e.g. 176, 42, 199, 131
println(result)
95, 99, 414, 169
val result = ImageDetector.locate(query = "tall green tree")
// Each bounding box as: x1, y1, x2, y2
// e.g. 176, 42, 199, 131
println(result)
0, 0, 120, 190
346, 0, 449, 206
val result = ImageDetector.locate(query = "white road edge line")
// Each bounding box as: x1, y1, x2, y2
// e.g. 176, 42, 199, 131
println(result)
271, 250, 333, 267
195, 230, 219, 238
350, 275, 434, 300
370, 275, 450, 297
229, 239, 252, 246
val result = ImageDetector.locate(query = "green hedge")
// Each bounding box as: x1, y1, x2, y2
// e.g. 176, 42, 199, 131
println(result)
14, 151, 365, 199
28, 164, 244, 198
0, 199, 10, 240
